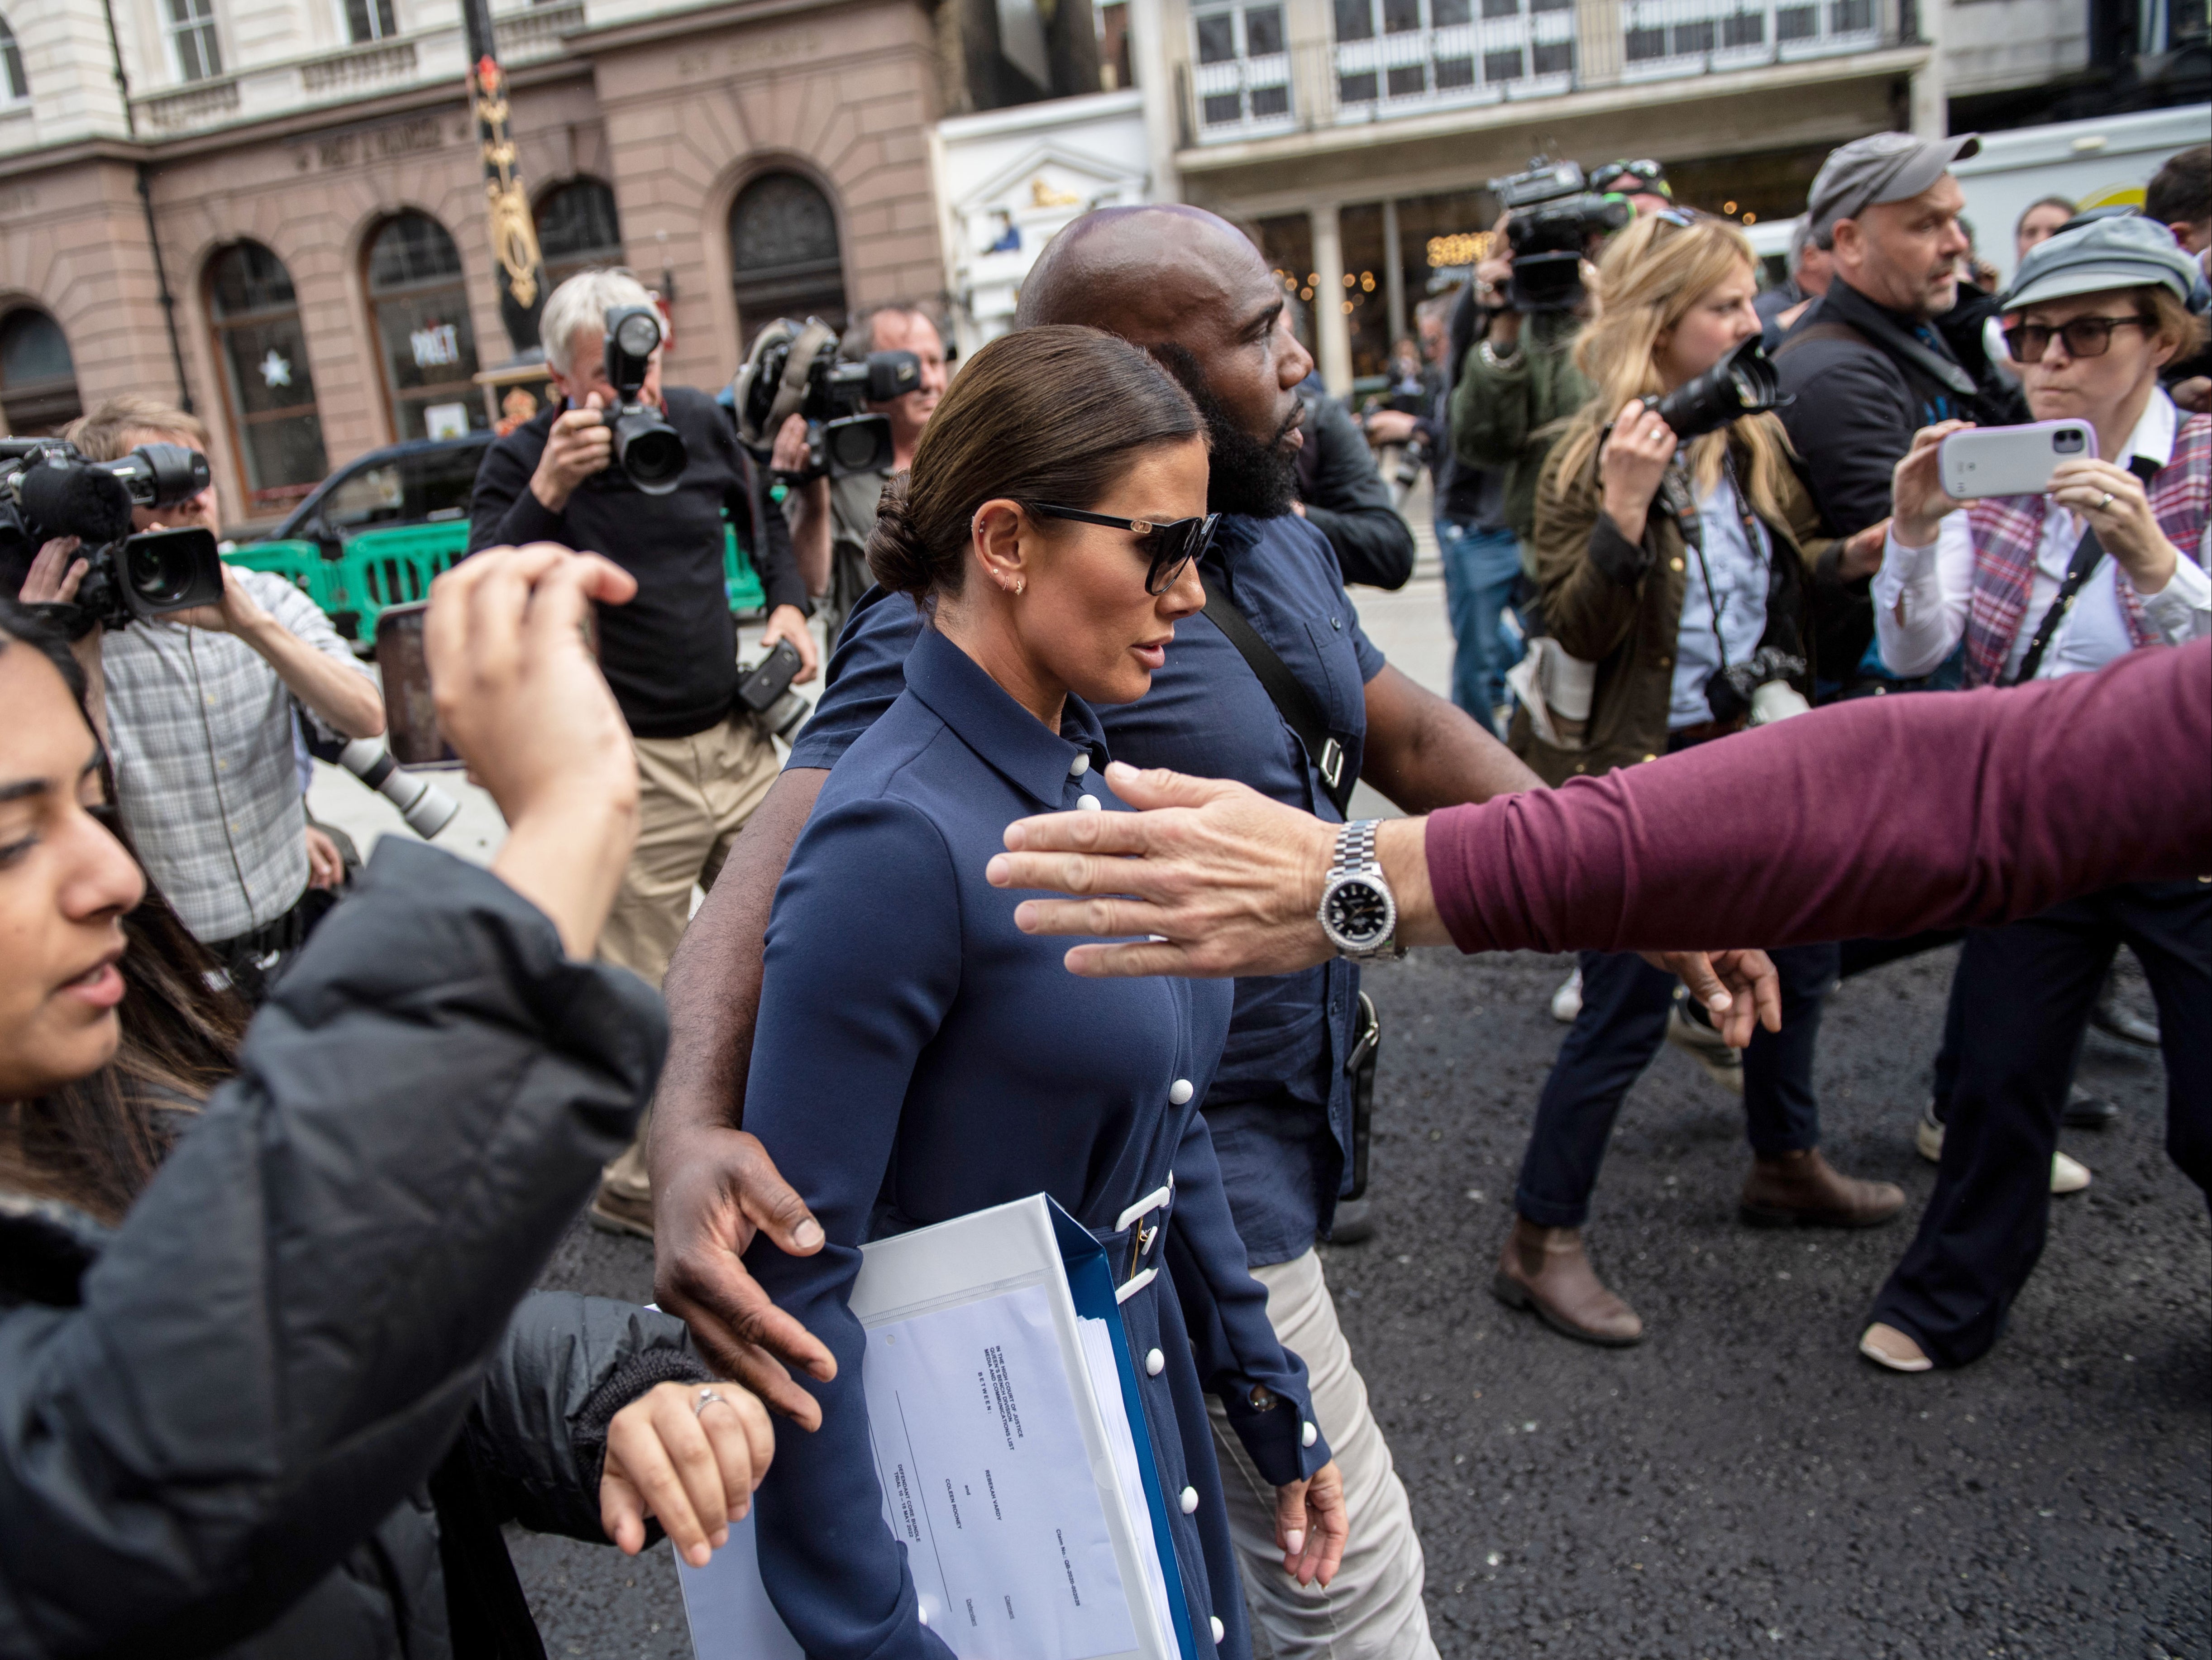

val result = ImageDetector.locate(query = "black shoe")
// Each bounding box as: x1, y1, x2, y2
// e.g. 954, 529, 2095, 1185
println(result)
1324, 1198, 1376, 1245
2062, 1085, 2121, 1130
2090, 995, 2160, 1050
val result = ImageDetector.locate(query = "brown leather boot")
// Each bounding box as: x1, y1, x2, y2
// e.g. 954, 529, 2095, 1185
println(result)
1491, 1216, 1643, 1346
1740, 1148, 1905, 1228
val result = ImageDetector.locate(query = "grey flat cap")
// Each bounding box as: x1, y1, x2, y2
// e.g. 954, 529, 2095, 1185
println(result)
1807, 131, 1980, 245
2002, 212, 2206, 311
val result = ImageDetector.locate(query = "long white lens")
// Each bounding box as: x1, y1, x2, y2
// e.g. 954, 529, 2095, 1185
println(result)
338, 738, 461, 839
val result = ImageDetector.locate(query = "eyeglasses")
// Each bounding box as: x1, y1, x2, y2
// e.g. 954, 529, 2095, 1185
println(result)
1592, 160, 1669, 195
1646, 206, 1699, 231
1032, 505, 1220, 596
2002, 315, 2154, 363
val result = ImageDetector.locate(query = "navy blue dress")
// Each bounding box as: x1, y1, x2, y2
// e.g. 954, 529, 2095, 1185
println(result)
743, 626, 1334, 1660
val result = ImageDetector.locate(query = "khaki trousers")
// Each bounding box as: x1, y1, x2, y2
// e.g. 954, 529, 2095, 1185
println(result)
598, 712, 781, 1206
1208, 1248, 1439, 1660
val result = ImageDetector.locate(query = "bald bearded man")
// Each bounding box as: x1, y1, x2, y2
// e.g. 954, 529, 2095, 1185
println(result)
644, 206, 1749, 1656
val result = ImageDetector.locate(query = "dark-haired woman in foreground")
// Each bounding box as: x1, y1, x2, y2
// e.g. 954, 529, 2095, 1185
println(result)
742, 325, 1346, 1658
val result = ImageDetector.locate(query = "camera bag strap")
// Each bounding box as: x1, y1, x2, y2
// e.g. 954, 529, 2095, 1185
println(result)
1200, 572, 1356, 818
2006, 455, 2160, 687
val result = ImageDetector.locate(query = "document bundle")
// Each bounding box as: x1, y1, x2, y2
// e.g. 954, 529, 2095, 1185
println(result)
677, 1195, 1198, 1660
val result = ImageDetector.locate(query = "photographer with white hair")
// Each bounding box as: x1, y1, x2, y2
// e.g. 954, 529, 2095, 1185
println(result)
469, 268, 816, 1240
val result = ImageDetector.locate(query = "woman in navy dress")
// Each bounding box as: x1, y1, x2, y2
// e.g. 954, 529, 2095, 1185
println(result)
741, 326, 1347, 1658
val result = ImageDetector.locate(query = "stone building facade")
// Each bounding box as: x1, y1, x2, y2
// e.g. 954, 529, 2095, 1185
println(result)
0, 0, 945, 527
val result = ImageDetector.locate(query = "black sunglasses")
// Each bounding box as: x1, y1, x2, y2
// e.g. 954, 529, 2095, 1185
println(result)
2001, 314, 2153, 364
1031, 505, 1220, 596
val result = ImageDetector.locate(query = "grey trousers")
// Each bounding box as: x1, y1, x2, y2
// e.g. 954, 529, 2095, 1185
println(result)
1208, 1247, 1440, 1659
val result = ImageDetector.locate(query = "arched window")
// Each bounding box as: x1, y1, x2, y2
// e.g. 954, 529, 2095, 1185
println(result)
1, 17, 29, 105
537, 178, 624, 289
0, 308, 82, 435
728, 172, 847, 343
365, 213, 485, 441
206, 242, 328, 515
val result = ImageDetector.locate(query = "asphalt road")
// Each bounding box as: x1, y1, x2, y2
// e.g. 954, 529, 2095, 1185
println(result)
516, 942, 2209, 1660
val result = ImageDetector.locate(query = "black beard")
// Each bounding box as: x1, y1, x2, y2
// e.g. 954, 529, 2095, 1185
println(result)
1147, 344, 1300, 518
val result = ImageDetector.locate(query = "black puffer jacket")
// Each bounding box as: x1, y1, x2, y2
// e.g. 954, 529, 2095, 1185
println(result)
0, 841, 706, 1658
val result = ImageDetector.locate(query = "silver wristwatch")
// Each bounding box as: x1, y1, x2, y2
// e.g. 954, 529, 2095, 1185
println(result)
1316, 819, 1404, 962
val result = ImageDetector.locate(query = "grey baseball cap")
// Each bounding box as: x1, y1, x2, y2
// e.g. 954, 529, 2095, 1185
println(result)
2002, 212, 2206, 311
1806, 131, 1981, 246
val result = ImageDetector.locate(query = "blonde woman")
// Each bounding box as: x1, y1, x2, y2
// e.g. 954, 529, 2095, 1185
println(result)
1494, 210, 1903, 1348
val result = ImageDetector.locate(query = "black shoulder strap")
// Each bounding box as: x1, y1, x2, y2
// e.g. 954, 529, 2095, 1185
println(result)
1201, 572, 1355, 817
2007, 455, 2162, 686
2007, 525, 2107, 686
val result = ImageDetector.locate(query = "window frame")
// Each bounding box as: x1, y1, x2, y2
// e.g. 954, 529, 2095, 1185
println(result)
205, 241, 330, 519
1, 16, 29, 106
165, 0, 225, 84
362, 213, 488, 445
340, 0, 400, 46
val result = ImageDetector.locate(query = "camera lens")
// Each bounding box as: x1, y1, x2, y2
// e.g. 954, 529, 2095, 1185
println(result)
619, 422, 687, 493
2054, 429, 2085, 453
125, 536, 198, 604
829, 421, 882, 473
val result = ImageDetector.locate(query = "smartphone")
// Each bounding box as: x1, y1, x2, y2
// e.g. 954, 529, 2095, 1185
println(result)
1939, 420, 2097, 500
372, 602, 461, 768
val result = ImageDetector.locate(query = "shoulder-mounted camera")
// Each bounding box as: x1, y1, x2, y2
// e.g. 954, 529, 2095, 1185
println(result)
0, 438, 224, 631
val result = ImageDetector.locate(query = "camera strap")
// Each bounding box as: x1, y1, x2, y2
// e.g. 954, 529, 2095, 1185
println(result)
2006, 456, 2159, 687
1201, 573, 1356, 818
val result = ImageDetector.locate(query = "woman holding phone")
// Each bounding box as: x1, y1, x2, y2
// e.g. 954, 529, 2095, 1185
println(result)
739, 325, 1346, 1659
1863, 214, 2211, 1373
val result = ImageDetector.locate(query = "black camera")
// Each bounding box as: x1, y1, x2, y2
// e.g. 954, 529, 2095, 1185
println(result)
736, 638, 809, 741
598, 305, 688, 495
1488, 157, 1633, 312
0, 438, 225, 630
1646, 337, 1785, 442
1707, 645, 1810, 727
733, 317, 922, 483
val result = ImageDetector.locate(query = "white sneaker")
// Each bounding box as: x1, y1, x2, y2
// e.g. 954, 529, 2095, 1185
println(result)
1664, 995, 1744, 1096
1549, 968, 1583, 1023
1915, 1100, 2091, 1193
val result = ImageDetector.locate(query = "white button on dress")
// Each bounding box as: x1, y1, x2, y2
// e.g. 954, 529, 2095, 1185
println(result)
1145, 1347, 1165, 1376
1179, 1485, 1199, 1514
1168, 1078, 1194, 1105
1210, 1616, 1226, 1644
1069, 752, 1090, 776
1302, 1420, 1319, 1448
1076, 794, 1102, 811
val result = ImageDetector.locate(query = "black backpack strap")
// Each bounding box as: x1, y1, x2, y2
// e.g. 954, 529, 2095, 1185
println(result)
1201, 572, 1355, 817
2007, 456, 2161, 686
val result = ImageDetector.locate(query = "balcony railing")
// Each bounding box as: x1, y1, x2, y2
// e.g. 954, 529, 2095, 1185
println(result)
1185, 0, 1895, 144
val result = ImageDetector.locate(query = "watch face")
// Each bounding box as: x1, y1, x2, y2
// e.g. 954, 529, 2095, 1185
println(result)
1324, 877, 1392, 946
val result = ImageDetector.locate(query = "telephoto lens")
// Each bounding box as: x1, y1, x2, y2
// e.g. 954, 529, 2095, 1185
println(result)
338, 737, 462, 839
1648, 337, 1783, 441
601, 305, 688, 494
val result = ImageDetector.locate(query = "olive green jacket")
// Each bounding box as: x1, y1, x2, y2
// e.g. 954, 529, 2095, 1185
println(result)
1449, 311, 1592, 547
1510, 413, 1835, 787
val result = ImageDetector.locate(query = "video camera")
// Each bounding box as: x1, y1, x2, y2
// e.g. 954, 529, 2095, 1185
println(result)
0, 438, 225, 630
733, 317, 922, 483
1487, 157, 1632, 312
597, 305, 688, 495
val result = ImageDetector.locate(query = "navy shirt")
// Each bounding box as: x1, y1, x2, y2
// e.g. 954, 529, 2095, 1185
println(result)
745, 627, 1330, 1658
792, 511, 1387, 1263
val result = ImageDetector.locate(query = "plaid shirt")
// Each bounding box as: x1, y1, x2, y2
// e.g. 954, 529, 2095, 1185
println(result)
1963, 407, 2211, 686
101, 569, 374, 943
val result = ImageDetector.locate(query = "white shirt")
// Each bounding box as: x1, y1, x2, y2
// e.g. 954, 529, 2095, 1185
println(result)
1670, 469, 1771, 728
1872, 387, 2212, 681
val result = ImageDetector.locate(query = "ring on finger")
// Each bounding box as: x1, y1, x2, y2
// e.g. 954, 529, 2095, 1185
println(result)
2096, 490, 2116, 512
693, 1387, 730, 1418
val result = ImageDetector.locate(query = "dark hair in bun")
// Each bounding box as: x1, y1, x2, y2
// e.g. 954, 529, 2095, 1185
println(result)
864, 325, 1205, 603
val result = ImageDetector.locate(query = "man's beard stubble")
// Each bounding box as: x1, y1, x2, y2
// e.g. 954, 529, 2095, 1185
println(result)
1147, 344, 1300, 518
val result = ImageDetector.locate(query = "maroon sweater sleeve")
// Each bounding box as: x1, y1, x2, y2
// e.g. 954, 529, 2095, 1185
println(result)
1427, 639, 2212, 955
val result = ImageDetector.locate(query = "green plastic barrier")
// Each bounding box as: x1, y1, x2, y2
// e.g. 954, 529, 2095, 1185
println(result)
225, 538, 338, 613
724, 524, 765, 613
334, 520, 473, 640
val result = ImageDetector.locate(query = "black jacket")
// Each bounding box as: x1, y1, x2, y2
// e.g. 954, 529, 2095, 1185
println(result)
1775, 280, 2025, 693
0, 842, 703, 1659
1294, 388, 1416, 590
467, 386, 807, 737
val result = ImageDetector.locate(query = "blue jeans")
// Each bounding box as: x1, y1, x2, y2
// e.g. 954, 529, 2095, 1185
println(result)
1514, 943, 1839, 1229
1436, 518, 1520, 727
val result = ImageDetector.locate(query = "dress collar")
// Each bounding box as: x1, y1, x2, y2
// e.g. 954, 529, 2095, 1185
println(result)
902, 625, 1110, 809
2121, 385, 2178, 471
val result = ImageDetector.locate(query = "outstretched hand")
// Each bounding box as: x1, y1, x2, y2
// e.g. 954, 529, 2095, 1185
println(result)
652, 1123, 838, 1430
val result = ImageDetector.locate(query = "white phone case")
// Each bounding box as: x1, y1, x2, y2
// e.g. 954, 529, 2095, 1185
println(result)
1939, 421, 2097, 500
